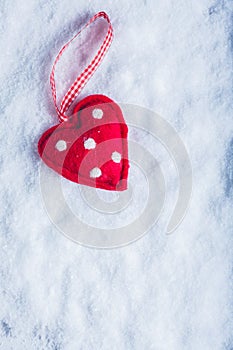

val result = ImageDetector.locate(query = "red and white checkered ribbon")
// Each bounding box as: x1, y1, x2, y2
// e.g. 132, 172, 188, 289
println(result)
50, 11, 113, 122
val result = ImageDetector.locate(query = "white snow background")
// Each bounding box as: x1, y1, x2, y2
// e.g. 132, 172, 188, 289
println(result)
0, 0, 233, 349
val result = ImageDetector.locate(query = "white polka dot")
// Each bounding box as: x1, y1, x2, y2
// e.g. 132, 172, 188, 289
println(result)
92, 108, 103, 119
84, 138, 96, 150
111, 151, 121, 163
55, 140, 67, 152
90, 167, 102, 178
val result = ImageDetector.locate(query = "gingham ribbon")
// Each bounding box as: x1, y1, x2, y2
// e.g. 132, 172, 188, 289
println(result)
50, 11, 113, 122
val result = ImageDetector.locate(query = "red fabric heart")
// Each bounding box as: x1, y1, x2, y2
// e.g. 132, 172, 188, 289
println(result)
38, 95, 129, 191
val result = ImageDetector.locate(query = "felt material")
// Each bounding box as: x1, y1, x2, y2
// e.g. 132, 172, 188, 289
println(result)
38, 95, 129, 191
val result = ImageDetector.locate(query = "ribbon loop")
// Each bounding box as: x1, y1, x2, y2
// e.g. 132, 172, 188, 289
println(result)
50, 12, 113, 122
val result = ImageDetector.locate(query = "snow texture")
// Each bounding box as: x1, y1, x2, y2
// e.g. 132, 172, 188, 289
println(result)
0, 0, 233, 349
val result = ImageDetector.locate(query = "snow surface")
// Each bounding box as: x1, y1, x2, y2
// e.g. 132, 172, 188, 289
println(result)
0, 0, 233, 349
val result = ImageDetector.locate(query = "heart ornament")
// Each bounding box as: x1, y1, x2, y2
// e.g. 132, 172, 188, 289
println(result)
38, 12, 129, 191
38, 94, 129, 190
